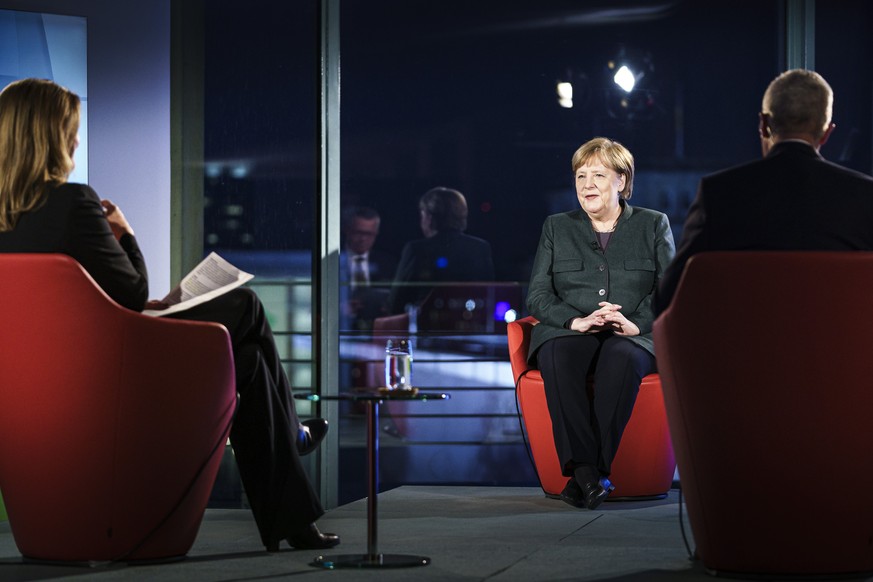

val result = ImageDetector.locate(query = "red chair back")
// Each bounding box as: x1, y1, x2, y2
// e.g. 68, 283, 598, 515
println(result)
654, 251, 873, 576
0, 254, 236, 562
507, 316, 535, 386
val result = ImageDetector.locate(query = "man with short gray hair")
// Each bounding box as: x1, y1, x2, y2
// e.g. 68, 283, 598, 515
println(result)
655, 69, 873, 314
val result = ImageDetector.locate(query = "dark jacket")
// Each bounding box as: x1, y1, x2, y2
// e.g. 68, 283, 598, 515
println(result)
655, 141, 873, 315
0, 182, 148, 311
526, 203, 674, 363
340, 248, 397, 285
389, 229, 494, 314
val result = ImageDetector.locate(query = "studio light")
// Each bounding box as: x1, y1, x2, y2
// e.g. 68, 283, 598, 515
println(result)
613, 65, 635, 93
604, 49, 658, 122
556, 81, 574, 108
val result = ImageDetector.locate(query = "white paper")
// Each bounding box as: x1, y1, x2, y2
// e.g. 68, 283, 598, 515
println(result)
142, 252, 254, 317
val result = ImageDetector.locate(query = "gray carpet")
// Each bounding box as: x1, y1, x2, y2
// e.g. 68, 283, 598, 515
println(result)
0, 486, 718, 581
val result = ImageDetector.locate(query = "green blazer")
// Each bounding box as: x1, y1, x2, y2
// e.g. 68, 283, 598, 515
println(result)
526, 202, 675, 363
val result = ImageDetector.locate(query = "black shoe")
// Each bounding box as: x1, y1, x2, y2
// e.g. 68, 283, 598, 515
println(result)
267, 523, 341, 551
582, 477, 615, 510
297, 418, 328, 456
560, 478, 587, 508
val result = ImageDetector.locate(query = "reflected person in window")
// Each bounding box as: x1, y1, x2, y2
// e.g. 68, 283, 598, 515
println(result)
340, 205, 397, 331
526, 138, 675, 509
0, 78, 338, 552
389, 187, 495, 315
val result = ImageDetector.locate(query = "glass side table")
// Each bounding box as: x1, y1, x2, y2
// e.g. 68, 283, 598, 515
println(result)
295, 389, 450, 568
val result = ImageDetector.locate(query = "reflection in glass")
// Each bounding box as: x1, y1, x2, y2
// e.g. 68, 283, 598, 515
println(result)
202, 1, 317, 394
339, 0, 780, 502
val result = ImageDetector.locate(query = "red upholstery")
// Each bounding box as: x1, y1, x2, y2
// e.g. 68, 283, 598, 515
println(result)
0, 254, 236, 563
508, 316, 675, 498
654, 252, 873, 576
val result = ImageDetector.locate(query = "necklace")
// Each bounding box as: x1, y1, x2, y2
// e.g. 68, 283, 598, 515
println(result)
590, 207, 622, 233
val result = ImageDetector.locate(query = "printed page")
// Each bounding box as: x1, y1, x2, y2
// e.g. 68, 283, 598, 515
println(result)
142, 252, 254, 317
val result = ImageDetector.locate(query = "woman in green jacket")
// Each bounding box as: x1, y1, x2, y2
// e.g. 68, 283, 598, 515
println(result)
526, 137, 675, 509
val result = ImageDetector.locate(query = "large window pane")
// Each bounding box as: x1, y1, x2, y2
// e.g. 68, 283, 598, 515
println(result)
203, 1, 317, 392
195, 0, 319, 507
816, 0, 873, 175
339, 0, 780, 502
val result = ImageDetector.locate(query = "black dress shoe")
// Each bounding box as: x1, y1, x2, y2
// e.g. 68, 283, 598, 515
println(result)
582, 477, 615, 510
266, 523, 340, 551
297, 418, 328, 456
560, 478, 587, 509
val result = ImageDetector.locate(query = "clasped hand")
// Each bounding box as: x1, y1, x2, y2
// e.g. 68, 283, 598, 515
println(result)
101, 199, 169, 312
569, 301, 639, 336
101, 199, 135, 239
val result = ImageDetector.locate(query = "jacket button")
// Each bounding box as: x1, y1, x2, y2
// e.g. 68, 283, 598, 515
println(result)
598, 264, 605, 272
598, 289, 606, 296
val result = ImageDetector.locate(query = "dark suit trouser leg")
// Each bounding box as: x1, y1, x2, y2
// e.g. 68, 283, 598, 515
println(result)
591, 336, 655, 476
537, 334, 654, 480
169, 288, 323, 546
537, 335, 600, 476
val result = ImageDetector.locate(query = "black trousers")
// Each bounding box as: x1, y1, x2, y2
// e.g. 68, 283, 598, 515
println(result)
170, 288, 323, 546
536, 333, 655, 481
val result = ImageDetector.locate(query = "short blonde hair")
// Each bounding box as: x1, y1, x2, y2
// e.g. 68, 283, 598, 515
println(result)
0, 78, 80, 231
571, 137, 635, 199
762, 69, 833, 140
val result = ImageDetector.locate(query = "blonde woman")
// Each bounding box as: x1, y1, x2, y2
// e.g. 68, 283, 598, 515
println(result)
0, 78, 338, 552
526, 137, 674, 509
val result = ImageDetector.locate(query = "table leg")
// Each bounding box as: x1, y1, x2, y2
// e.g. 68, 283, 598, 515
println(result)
366, 398, 379, 559
311, 397, 430, 569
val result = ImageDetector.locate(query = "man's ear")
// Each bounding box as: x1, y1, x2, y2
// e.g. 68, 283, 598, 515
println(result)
818, 122, 836, 148
759, 112, 772, 138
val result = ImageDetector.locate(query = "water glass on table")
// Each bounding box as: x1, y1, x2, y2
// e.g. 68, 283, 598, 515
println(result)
384, 338, 413, 393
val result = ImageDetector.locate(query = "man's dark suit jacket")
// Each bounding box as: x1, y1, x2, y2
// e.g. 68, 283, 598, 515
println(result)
0, 183, 148, 311
389, 229, 495, 314
340, 248, 397, 286
340, 248, 398, 328
655, 141, 873, 315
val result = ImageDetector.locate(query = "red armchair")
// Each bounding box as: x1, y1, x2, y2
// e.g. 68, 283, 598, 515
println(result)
0, 254, 236, 563
508, 316, 674, 499
654, 252, 873, 577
